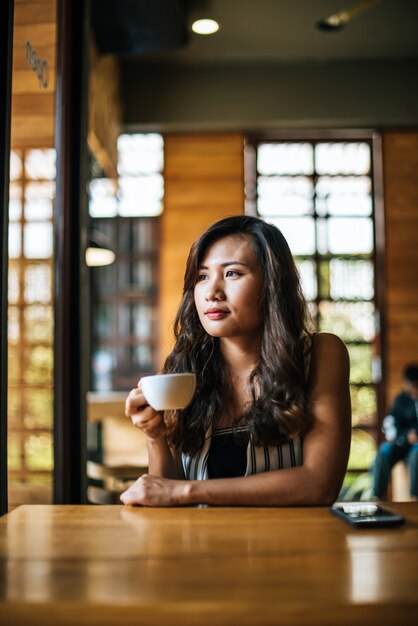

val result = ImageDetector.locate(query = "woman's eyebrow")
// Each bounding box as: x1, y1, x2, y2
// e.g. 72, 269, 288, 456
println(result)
198, 261, 249, 269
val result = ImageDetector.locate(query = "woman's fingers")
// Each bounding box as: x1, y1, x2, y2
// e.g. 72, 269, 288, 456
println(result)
125, 387, 147, 418
125, 389, 166, 438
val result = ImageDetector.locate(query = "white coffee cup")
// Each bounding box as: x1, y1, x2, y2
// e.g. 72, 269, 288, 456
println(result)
141, 373, 196, 411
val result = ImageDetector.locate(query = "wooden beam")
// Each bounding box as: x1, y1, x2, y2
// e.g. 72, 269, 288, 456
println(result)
53, 0, 89, 504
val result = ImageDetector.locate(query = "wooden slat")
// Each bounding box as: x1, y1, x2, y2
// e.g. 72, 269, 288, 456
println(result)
11, 115, 54, 148
160, 134, 245, 363
14, 1, 56, 25
12, 92, 55, 116
13, 23, 56, 47
382, 130, 418, 404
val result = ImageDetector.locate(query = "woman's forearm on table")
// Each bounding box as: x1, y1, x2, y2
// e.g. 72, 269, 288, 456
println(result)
147, 437, 182, 479
182, 466, 339, 507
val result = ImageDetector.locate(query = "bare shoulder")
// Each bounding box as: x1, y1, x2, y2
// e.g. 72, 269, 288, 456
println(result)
309, 332, 350, 386
312, 332, 349, 359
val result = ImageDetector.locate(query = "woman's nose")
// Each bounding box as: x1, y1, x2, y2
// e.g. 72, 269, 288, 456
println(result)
205, 278, 225, 301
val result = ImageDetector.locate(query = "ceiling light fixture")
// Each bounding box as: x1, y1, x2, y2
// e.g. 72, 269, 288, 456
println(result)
316, 0, 381, 32
86, 231, 116, 267
191, 19, 219, 35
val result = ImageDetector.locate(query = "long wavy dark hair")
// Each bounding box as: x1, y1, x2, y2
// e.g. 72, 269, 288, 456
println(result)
163, 215, 313, 455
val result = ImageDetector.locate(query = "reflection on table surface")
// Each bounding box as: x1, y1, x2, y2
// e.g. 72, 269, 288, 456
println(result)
1, 503, 417, 625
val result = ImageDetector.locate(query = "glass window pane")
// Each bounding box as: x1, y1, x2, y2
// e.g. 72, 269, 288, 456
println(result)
95, 264, 116, 293
24, 264, 51, 303
24, 222, 53, 258
8, 433, 22, 471
8, 307, 20, 344
266, 217, 315, 255
8, 346, 21, 383
319, 301, 375, 342
134, 344, 153, 371
347, 429, 376, 471
258, 176, 313, 216
315, 143, 370, 175
118, 175, 164, 217
347, 344, 373, 384
8, 264, 20, 304
132, 219, 156, 252
351, 386, 377, 426
24, 433, 53, 471
10, 150, 22, 181
89, 178, 118, 218
24, 346, 53, 384
24, 149, 56, 180
258, 143, 313, 175
23, 388, 53, 429
133, 304, 153, 340
96, 303, 114, 338
8, 223, 21, 258
8, 389, 22, 427
315, 176, 372, 216
295, 259, 317, 301
24, 305, 53, 343
117, 133, 164, 175
330, 259, 374, 300
317, 218, 373, 254
119, 218, 157, 253
119, 303, 153, 339
92, 349, 115, 392
9, 182, 22, 221
120, 259, 155, 292
25, 182, 55, 221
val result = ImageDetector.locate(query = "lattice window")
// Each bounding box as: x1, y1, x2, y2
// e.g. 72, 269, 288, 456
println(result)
89, 134, 163, 391
8, 149, 55, 495
247, 138, 383, 495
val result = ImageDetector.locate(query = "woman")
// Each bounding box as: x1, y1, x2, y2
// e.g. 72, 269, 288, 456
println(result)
122, 216, 351, 506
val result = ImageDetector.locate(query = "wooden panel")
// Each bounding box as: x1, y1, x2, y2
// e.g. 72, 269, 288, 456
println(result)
14, 2, 56, 25
10, 115, 55, 147
160, 134, 245, 362
382, 130, 418, 403
11, 0, 57, 150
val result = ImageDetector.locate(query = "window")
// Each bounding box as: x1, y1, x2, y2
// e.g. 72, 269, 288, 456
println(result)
247, 136, 384, 494
8, 149, 55, 499
89, 134, 163, 391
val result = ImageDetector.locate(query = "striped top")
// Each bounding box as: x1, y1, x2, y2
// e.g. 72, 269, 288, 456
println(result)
182, 335, 313, 481
182, 424, 303, 480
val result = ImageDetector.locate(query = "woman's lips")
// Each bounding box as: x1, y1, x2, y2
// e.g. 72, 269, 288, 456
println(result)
205, 308, 229, 320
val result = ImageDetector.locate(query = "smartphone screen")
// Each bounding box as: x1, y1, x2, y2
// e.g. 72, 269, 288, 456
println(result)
331, 503, 405, 528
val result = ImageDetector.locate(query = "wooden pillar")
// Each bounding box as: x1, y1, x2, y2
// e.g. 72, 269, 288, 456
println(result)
53, 0, 89, 503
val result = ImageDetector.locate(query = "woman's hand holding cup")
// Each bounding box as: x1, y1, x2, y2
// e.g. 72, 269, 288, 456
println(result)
125, 382, 167, 440
125, 373, 196, 440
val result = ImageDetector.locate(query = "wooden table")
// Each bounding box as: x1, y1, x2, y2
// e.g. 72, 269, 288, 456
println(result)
1, 503, 417, 625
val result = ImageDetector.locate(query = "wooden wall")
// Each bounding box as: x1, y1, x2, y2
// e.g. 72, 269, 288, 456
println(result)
11, 0, 57, 149
159, 133, 245, 363
383, 130, 418, 404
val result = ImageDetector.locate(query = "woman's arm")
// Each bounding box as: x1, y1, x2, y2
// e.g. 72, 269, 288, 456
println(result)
125, 384, 183, 479
121, 333, 351, 506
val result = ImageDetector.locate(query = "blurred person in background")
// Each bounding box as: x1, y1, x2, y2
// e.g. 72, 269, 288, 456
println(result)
373, 364, 418, 500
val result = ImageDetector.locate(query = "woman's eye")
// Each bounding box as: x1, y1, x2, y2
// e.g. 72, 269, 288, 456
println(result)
225, 270, 240, 277
197, 274, 208, 282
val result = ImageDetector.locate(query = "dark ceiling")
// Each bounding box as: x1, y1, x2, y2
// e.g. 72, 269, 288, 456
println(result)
92, 0, 418, 63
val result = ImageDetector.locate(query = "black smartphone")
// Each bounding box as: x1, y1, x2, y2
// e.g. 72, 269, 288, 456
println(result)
331, 502, 405, 528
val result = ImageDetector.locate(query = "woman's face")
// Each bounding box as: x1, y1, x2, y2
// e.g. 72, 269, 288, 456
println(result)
193, 234, 264, 341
